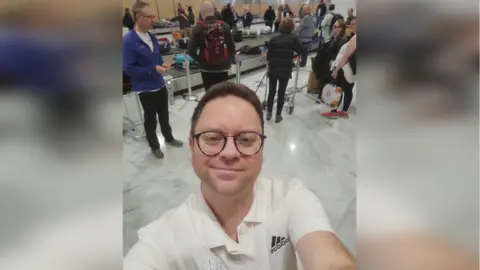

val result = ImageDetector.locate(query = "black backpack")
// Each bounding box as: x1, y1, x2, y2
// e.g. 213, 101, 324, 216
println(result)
329, 12, 344, 31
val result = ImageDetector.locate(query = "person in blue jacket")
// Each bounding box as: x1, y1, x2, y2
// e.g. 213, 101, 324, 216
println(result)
123, 0, 183, 159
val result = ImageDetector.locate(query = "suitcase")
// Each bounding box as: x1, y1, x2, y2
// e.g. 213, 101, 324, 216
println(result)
233, 30, 243, 42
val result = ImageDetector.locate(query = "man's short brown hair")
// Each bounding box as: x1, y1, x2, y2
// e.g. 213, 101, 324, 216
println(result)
131, 0, 149, 21
279, 18, 295, 34
190, 82, 264, 135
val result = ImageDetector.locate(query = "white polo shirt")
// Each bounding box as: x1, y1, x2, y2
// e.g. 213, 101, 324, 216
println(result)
124, 178, 333, 270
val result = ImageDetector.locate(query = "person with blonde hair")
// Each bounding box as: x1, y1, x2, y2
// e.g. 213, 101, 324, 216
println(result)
274, 5, 283, 32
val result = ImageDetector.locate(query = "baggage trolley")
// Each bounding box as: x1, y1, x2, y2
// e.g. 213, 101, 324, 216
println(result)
257, 54, 301, 115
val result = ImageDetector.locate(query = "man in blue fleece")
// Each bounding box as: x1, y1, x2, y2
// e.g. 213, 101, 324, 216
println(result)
123, 0, 183, 159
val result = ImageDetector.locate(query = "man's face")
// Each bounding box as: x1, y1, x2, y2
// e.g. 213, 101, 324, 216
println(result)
348, 8, 353, 16
136, 6, 156, 30
189, 96, 264, 196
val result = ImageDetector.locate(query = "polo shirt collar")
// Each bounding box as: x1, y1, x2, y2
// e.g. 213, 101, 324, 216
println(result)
191, 184, 264, 249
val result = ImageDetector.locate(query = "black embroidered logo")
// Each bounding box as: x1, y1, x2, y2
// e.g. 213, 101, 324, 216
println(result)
270, 236, 290, 254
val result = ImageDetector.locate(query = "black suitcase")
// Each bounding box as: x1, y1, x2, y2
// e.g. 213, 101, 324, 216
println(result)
233, 30, 243, 42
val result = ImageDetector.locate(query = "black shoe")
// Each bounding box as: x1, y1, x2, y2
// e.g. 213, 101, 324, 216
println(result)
266, 112, 272, 121
166, 139, 183, 147
152, 149, 164, 159
275, 115, 283, 123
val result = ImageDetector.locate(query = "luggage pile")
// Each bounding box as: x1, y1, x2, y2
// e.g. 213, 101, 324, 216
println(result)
171, 54, 199, 70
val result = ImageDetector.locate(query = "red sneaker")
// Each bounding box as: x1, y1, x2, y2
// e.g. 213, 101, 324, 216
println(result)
337, 110, 349, 118
321, 110, 339, 119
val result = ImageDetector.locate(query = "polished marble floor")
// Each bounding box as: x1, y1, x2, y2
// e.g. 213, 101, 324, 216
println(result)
123, 58, 357, 258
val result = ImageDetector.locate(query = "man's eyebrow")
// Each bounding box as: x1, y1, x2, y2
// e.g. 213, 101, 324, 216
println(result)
194, 127, 263, 134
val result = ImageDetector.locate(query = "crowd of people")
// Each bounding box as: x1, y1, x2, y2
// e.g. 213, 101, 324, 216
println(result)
122, 0, 357, 158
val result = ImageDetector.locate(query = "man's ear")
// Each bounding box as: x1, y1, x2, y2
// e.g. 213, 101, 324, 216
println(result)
189, 135, 194, 150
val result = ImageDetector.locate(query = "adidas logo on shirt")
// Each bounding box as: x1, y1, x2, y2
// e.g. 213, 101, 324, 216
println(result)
270, 236, 290, 254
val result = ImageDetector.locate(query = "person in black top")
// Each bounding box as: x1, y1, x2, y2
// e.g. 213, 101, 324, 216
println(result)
243, 8, 254, 29
214, 6, 222, 20
187, 6, 195, 26
283, 4, 294, 18
221, 3, 235, 29
346, 8, 355, 25
123, 8, 134, 30
264, 5, 276, 29
314, 18, 348, 100
188, 2, 236, 92
170, 10, 192, 38
316, 1, 327, 27
266, 18, 304, 123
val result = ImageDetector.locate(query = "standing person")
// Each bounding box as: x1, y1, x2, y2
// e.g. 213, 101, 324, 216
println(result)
321, 4, 340, 43
188, 2, 236, 92
264, 5, 276, 30
266, 18, 304, 123
314, 19, 348, 102
242, 8, 253, 29
124, 82, 356, 270
321, 22, 356, 119
177, 3, 184, 16
221, 2, 235, 29
274, 5, 284, 32
187, 6, 195, 26
123, 0, 183, 158
283, 4, 294, 18
346, 8, 355, 25
293, 5, 315, 67
213, 6, 222, 20
170, 10, 191, 38
316, 0, 327, 28
298, 4, 305, 18
123, 8, 134, 30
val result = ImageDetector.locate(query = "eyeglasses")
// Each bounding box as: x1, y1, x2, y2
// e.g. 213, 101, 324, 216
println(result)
193, 131, 267, 156
140, 13, 156, 19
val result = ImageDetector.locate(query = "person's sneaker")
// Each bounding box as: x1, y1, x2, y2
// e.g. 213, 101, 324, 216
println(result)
166, 139, 183, 147
321, 110, 339, 119
266, 112, 272, 121
275, 115, 283, 123
337, 110, 349, 118
152, 149, 164, 159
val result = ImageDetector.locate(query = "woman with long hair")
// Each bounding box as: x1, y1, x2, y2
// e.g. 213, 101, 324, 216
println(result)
321, 18, 357, 119
314, 19, 348, 100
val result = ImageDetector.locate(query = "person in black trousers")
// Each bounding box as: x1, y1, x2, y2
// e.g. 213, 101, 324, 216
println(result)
264, 5, 276, 29
266, 18, 303, 123
123, 8, 134, 30
314, 18, 348, 101
123, 0, 183, 158
188, 2, 236, 92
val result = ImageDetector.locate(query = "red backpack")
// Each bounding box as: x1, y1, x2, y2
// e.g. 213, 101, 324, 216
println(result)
198, 20, 229, 66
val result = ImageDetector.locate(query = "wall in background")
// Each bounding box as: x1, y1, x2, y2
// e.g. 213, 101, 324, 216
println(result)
123, 0, 355, 21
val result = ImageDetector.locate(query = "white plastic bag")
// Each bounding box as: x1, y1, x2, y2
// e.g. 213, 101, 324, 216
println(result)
321, 83, 343, 107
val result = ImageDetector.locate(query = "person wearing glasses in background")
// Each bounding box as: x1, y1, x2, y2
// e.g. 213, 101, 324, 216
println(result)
124, 82, 355, 270
123, 0, 183, 159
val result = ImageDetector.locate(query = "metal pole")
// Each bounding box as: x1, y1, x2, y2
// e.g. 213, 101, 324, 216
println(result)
183, 51, 199, 102
154, 0, 161, 20
294, 57, 301, 91
235, 61, 241, 84
135, 93, 146, 137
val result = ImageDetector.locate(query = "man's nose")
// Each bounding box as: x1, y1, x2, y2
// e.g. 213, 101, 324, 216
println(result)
219, 137, 240, 159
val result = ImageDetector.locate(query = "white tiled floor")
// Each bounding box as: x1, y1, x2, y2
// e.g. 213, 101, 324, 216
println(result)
123, 57, 356, 257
